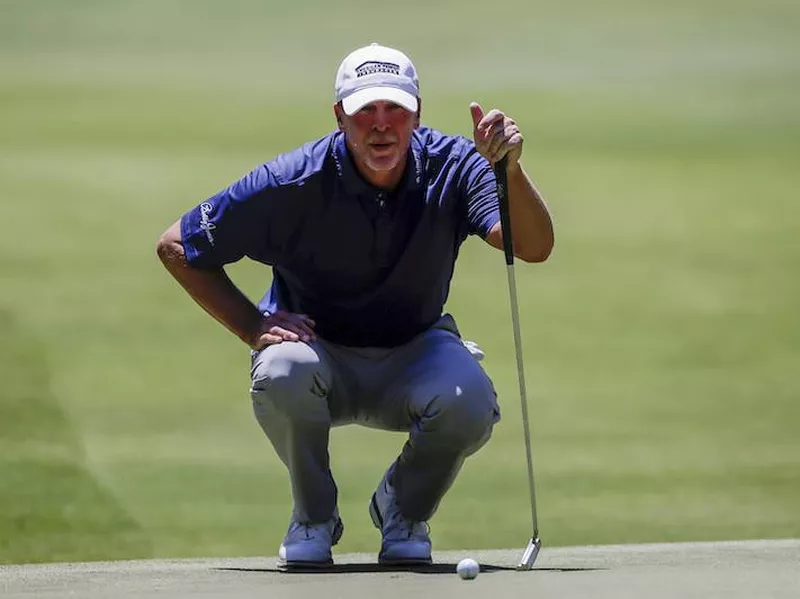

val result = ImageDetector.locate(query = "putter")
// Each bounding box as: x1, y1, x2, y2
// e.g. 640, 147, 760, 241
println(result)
494, 156, 542, 571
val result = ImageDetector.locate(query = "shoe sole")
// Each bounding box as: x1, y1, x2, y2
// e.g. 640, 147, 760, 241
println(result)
369, 493, 432, 566
276, 557, 334, 571
276, 518, 344, 572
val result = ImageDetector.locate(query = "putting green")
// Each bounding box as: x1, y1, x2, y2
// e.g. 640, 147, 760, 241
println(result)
1, 540, 798, 598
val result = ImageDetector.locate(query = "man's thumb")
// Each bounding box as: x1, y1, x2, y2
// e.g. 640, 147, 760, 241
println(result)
469, 102, 484, 128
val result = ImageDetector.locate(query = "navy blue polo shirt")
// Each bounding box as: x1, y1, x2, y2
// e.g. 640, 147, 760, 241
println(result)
180, 126, 500, 347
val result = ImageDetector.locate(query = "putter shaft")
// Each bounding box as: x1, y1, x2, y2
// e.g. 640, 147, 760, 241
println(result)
505, 264, 539, 542
494, 156, 542, 571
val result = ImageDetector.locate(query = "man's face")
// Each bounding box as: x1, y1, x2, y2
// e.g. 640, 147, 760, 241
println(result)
335, 100, 420, 175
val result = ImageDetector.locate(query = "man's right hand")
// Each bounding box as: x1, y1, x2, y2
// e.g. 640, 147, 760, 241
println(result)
251, 310, 317, 350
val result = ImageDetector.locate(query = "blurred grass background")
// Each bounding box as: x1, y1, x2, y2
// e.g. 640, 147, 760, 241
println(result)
1, 0, 799, 564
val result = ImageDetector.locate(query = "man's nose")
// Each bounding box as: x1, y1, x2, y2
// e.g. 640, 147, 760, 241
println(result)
372, 107, 390, 130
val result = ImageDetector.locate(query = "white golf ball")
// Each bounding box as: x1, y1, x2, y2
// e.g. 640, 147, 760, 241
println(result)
457, 557, 480, 580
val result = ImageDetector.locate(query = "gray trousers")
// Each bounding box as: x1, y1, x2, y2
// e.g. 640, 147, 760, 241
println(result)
250, 314, 500, 524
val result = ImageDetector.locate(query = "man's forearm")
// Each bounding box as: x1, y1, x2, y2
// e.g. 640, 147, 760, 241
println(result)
156, 224, 263, 347
506, 163, 554, 262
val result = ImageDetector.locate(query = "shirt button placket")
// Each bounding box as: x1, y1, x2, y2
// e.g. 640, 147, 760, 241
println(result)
374, 192, 390, 262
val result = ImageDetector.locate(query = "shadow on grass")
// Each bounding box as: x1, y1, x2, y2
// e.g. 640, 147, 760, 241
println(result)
216, 563, 601, 574
0, 310, 152, 564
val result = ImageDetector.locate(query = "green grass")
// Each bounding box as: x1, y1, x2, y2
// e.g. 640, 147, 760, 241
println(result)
1, 0, 799, 564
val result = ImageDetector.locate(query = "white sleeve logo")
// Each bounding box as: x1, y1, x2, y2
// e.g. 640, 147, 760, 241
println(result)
199, 202, 216, 245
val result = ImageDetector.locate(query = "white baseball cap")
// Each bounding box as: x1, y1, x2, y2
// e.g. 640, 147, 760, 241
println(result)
334, 43, 419, 116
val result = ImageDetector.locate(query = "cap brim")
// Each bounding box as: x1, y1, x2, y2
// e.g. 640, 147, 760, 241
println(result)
341, 87, 418, 116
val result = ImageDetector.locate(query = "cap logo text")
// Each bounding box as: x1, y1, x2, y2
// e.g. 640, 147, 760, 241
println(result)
355, 61, 400, 77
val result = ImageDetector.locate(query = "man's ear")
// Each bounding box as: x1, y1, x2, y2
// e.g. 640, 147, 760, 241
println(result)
333, 102, 345, 130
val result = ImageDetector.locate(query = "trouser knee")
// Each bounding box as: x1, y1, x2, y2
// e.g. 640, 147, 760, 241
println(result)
250, 342, 331, 423
423, 385, 498, 453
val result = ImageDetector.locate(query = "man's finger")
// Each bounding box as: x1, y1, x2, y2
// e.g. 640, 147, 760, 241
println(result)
490, 134, 524, 164
478, 109, 505, 134
283, 319, 317, 342
255, 332, 284, 349
298, 314, 316, 328
269, 326, 299, 342
469, 102, 484, 130
486, 122, 507, 156
292, 320, 317, 341
505, 122, 520, 137
282, 314, 315, 339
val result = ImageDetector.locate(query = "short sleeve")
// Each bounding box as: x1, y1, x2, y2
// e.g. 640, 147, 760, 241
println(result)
180, 164, 282, 268
459, 145, 500, 238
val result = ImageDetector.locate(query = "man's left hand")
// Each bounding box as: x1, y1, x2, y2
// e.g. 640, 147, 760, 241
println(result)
470, 102, 523, 167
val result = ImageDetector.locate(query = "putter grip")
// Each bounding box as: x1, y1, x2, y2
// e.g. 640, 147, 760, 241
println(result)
494, 156, 514, 265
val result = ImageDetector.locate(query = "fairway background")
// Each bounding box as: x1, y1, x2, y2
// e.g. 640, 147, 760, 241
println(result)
1, 0, 798, 564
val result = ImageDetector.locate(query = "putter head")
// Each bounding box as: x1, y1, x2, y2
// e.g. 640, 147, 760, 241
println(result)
516, 537, 541, 571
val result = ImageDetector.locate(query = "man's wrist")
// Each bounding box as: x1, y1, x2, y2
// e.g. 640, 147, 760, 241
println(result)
240, 311, 266, 349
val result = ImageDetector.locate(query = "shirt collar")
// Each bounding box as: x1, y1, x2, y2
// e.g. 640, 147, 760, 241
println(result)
332, 131, 423, 196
